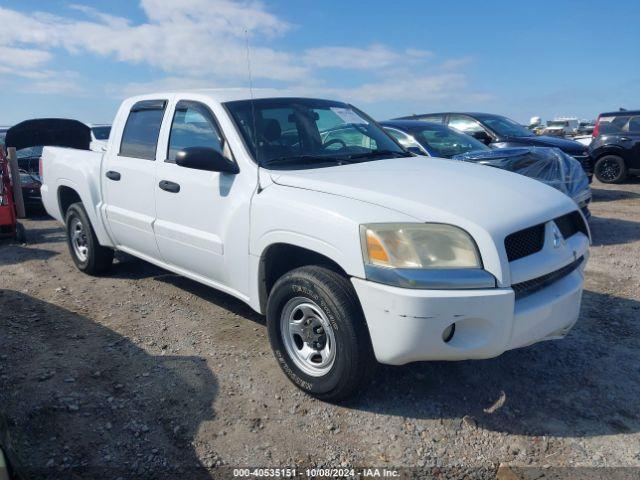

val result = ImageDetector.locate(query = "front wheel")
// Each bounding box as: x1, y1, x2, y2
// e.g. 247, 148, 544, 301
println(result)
594, 155, 627, 183
65, 203, 114, 275
266, 266, 375, 401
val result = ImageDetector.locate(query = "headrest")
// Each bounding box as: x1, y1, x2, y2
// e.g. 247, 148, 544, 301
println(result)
261, 119, 281, 142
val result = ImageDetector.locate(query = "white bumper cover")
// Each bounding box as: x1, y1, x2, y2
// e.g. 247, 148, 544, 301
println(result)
352, 264, 585, 365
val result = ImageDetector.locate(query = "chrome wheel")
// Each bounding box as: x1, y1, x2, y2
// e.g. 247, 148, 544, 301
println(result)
70, 217, 89, 262
597, 158, 621, 182
280, 297, 337, 377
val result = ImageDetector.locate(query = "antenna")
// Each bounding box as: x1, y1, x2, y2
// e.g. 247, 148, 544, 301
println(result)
245, 29, 262, 193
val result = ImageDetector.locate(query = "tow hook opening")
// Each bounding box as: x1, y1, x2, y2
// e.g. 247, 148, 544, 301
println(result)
442, 323, 456, 343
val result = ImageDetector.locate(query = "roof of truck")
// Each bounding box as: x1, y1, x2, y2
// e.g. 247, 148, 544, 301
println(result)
128, 88, 305, 104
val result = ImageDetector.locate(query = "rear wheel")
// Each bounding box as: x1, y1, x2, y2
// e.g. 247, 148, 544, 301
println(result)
266, 266, 375, 401
594, 155, 627, 183
65, 203, 113, 274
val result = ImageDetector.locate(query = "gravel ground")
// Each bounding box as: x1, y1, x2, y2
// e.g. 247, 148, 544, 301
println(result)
1, 179, 639, 479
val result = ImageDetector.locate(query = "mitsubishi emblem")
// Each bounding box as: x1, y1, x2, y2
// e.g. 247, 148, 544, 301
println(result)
551, 223, 564, 249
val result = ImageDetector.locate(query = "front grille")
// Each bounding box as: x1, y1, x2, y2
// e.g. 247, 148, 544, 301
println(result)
513, 256, 584, 299
554, 211, 588, 239
505, 211, 588, 263
504, 224, 545, 261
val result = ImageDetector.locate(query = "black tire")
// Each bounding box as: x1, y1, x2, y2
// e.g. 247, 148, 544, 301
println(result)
594, 155, 627, 183
65, 203, 114, 274
266, 266, 375, 401
14, 222, 26, 244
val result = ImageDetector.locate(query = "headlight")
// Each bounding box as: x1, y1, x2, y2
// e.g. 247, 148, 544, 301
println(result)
360, 223, 481, 269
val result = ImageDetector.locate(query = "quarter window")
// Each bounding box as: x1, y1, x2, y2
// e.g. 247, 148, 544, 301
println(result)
625, 116, 640, 133
167, 101, 224, 163
448, 115, 484, 134
119, 100, 167, 160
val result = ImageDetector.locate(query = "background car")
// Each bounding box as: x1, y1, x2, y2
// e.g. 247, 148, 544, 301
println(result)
576, 121, 596, 136
19, 169, 42, 210
87, 123, 111, 152
4, 119, 92, 214
589, 110, 640, 183
543, 118, 579, 137
381, 119, 591, 216
396, 112, 593, 180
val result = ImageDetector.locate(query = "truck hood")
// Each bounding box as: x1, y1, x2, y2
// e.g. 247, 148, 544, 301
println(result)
269, 156, 577, 240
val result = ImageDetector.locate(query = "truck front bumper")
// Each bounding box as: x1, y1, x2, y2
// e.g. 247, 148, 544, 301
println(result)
351, 264, 585, 365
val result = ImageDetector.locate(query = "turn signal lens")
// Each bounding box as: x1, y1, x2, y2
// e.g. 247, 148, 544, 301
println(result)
365, 230, 390, 265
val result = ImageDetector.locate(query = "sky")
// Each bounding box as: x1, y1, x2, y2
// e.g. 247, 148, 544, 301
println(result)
0, 0, 638, 126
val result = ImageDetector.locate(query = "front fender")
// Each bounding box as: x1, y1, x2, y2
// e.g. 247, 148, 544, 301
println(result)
247, 185, 416, 313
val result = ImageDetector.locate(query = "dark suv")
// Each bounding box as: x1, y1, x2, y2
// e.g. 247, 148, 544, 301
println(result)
589, 110, 640, 183
396, 112, 593, 179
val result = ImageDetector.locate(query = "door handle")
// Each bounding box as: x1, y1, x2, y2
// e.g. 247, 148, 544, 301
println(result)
105, 170, 121, 181
159, 180, 180, 193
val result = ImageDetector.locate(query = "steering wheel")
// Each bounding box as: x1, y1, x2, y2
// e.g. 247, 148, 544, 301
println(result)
323, 138, 348, 150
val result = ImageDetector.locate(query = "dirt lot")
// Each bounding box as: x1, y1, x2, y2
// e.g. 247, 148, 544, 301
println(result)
1, 179, 639, 479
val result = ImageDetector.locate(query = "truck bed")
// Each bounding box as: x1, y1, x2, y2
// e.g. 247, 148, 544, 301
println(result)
40, 146, 111, 245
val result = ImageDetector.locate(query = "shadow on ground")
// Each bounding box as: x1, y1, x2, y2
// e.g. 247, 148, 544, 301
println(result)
591, 187, 640, 203
589, 215, 640, 246
0, 243, 58, 265
0, 290, 218, 479
109, 254, 264, 324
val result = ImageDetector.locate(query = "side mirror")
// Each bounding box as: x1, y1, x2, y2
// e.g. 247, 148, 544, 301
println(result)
471, 131, 492, 145
175, 147, 239, 174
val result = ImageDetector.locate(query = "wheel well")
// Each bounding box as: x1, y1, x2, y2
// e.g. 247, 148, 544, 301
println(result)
258, 243, 348, 312
58, 186, 82, 217
593, 150, 625, 162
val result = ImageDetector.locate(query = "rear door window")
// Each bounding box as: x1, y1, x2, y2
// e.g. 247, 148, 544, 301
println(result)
119, 100, 167, 160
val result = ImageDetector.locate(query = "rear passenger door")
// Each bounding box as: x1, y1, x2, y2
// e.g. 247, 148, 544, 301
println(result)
103, 99, 166, 260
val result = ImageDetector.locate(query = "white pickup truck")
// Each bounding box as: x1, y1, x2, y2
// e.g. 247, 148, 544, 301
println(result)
41, 90, 590, 400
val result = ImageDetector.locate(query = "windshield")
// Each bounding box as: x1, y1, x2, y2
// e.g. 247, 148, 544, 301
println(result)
477, 115, 534, 138
225, 98, 408, 169
413, 124, 489, 158
92, 126, 111, 140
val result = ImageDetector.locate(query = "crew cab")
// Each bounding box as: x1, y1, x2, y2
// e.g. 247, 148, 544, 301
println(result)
40, 90, 590, 400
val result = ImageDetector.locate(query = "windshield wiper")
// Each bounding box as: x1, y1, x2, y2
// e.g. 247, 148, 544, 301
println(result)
344, 150, 412, 160
262, 155, 353, 168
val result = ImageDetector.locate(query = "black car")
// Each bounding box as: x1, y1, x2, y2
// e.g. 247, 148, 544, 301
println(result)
589, 110, 640, 183
396, 112, 593, 179
381, 120, 592, 216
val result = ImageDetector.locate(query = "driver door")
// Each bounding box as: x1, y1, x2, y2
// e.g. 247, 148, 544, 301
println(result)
153, 99, 243, 289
